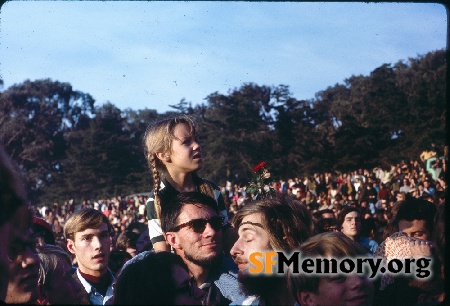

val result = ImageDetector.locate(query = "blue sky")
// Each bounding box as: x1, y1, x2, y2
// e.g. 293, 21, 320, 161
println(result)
0, 1, 447, 113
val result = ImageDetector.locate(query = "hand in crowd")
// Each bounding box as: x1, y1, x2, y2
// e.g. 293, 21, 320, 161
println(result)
409, 239, 433, 258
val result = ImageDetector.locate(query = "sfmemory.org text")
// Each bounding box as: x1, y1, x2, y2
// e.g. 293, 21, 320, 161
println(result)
249, 251, 432, 279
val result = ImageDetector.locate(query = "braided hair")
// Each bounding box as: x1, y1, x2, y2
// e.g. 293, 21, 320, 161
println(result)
143, 115, 202, 221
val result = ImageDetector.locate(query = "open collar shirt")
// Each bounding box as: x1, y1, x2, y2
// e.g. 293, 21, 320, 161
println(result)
76, 268, 115, 305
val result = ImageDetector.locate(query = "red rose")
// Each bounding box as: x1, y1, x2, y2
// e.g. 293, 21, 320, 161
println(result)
253, 161, 268, 173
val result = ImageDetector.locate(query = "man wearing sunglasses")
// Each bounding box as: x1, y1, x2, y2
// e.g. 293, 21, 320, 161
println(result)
162, 192, 246, 305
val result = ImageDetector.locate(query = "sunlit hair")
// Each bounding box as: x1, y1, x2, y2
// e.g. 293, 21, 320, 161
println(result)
232, 193, 314, 251
143, 115, 214, 220
63, 208, 112, 242
289, 232, 368, 299
37, 244, 72, 288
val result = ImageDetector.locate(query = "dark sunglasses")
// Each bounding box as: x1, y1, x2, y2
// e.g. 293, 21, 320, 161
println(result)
169, 216, 225, 233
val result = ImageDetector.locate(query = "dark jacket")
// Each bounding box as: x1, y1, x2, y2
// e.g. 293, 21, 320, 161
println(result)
71, 272, 92, 305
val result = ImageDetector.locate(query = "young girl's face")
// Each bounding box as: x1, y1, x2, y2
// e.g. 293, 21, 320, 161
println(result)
167, 123, 202, 173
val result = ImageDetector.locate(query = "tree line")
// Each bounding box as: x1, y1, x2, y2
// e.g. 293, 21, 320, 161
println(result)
0, 49, 446, 205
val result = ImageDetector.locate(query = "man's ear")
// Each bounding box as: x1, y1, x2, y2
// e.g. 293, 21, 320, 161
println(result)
66, 239, 76, 255
165, 232, 182, 250
297, 291, 317, 306
156, 152, 171, 163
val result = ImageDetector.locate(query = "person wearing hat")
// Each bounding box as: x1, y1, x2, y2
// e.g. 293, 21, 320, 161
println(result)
31, 217, 56, 247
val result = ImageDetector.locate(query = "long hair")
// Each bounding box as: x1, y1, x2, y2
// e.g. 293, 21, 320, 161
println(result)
143, 116, 214, 220
232, 194, 314, 251
37, 244, 72, 288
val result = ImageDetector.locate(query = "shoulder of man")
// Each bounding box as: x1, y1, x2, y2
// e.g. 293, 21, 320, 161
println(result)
213, 256, 248, 303
117, 250, 155, 278
71, 272, 92, 305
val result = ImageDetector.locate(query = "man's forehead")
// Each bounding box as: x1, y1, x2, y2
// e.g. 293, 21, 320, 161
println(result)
238, 213, 265, 232
241, 213, 263, 224
178, 203, 217, 220
398, 219, 428, 231
75, 223, 109, 235
345, 211, 359, 218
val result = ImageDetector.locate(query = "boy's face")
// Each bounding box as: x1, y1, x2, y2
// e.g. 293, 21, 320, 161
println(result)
299, 274, 374, 306
67, 223, 111, 277
341, 211, 361, 240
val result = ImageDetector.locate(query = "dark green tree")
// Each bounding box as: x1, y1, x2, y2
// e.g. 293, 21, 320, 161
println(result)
0, 79, 94, 202
197, 83, 274, 184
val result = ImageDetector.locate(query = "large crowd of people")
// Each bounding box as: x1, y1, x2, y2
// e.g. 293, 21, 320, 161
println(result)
0, 115, 446, 305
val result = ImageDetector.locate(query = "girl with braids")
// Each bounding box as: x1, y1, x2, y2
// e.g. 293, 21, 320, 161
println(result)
144, 116, 228, 252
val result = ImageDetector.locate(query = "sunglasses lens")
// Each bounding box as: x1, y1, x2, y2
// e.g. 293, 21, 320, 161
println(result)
190, 217, 224, 233
209, 217, 224, 231
191, 219, 208, 233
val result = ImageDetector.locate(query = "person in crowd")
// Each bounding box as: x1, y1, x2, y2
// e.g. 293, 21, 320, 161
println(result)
36, 244, 83, 305
4, 228, 40, 304
405, 199, 435, 239
32, 217, 56, 247
290, 232, 374, 306
108, 250, 132, 277
373, 197, 440, 304
381, 197, 436, 244
230, 194, 314, 305
0, 144, 33, 302
143, 116, 229, 252
395, 191, 406, 202
115, 230, 139, 258
162, 192, 245, 305
374, 229, 443, 305
135, 227, 153, 254
399, 178, 412, 194
316, 217, 339, 234
113, 251, 204, 305
317, 208, 335, 220
337, 206, 378, 255
64, 208, 115, 305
